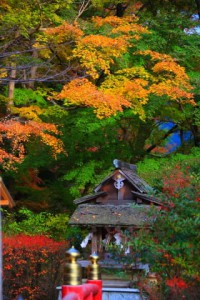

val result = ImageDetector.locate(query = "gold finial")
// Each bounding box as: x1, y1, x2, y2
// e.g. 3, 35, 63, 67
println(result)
87, 252, 101, 280
64, 246, 82, 285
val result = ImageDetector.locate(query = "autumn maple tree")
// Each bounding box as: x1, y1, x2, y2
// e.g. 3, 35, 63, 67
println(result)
49, 15, 195, 121
0, 3, 198, 202
0, 117, 63, 168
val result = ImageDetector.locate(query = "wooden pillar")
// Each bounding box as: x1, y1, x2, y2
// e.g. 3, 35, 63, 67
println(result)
91, 227, 98, 253
97, 228, 103, 254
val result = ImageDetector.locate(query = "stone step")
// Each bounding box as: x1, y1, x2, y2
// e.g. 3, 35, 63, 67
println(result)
102, 280, 131, 288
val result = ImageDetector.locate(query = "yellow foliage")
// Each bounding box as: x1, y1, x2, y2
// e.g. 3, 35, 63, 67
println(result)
138, 50, 195, 103
73, 35, 127, 78
33, 42, 51, 59
56, 16, 195, 120
72, 16, 150, 79
12, 106, 44, 122
0, 68, 7, 80
101, 76, 149, 120
116, 66, 152, 80
93, 16, 127, 27
35, 22, 83, 60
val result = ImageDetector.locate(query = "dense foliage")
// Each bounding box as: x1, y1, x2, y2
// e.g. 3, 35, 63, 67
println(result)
124, 151, 199, 299
3, 234, 66, 299
0, 2, 199, 299
0, 1, 199, 210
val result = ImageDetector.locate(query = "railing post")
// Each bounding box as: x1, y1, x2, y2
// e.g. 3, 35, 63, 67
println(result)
87, 253, 101, 280
86, 252, 102, 300
61, 248, 102, 300
64, 246, 82, 286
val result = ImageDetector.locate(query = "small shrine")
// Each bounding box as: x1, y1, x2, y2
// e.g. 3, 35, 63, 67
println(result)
69, 160, 161, 257
0, 177, 15, 208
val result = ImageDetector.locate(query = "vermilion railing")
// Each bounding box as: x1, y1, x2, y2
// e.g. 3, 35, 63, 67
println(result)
62, 280, 102, 300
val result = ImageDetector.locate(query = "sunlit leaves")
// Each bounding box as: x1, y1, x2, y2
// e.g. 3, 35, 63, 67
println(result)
73, 34, 127, 79
11, 106, 44, 122
72, 16, 149, 79
57, 78, 130, 118
0, 120, 64, 169
56, 16, 195, 120
45, 21, 83, 41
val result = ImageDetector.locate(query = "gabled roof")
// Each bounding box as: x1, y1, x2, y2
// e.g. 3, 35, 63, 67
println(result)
74, 191, 107, 205
131, 191, 162, 206
0, 177, 15, 208
69, 204, 155, 227
94, 168, 153, 194
120, 169, 153, 193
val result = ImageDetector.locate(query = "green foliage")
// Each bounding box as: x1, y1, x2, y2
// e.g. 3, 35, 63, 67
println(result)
2, 208, 88, 251
2, 208, 69, 241
138, 8, 200, 72
13, 88, 47, 107
137, 147, 200, 188
0, 95, 8, 116
65, 226, 88, 251
125, 154, 200, 298
63, 160, 104, 197
41, 105, 69, 124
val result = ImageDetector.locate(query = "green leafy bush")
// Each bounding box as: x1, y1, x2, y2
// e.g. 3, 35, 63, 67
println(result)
2, 208, 69, 240
13, 88, 47, 107
129, 155, 200, 299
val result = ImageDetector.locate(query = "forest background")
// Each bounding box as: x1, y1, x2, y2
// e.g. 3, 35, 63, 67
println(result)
0, 1, 200, 299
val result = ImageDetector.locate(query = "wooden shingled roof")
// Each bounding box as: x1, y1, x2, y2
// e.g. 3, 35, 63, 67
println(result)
94, 164, 153, 194
69, 204, 155, 227
74, 160, 154, 205
0, 177, 15, 208
74, 191, 107, 205
131, 191, 162, 206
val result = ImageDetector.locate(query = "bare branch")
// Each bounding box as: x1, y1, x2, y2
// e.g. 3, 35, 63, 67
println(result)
74, 0, 91, 22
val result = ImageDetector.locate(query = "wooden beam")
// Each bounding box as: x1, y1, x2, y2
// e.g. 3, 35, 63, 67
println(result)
0, 177, 15, 208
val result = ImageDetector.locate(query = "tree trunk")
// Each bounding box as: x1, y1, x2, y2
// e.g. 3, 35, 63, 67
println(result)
22, 70, 27, 88
28, 49, 38, 89
115, 3, 128, 17
8, 67, 16, 104
191, 125, 200, 147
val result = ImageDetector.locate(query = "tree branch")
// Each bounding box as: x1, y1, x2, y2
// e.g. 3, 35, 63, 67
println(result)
146, 124, 178, 153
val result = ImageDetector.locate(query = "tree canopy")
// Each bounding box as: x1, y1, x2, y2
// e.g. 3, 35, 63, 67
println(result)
1, 3, 199, 298
0, 0, 199, 209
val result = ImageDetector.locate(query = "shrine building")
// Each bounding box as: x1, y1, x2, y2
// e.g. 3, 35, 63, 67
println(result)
69, 160, 162, 257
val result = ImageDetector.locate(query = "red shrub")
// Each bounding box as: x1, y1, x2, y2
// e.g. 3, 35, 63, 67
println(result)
3, 234, 67, 299
166, 277, 188, 289
162, 165, 191, 198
